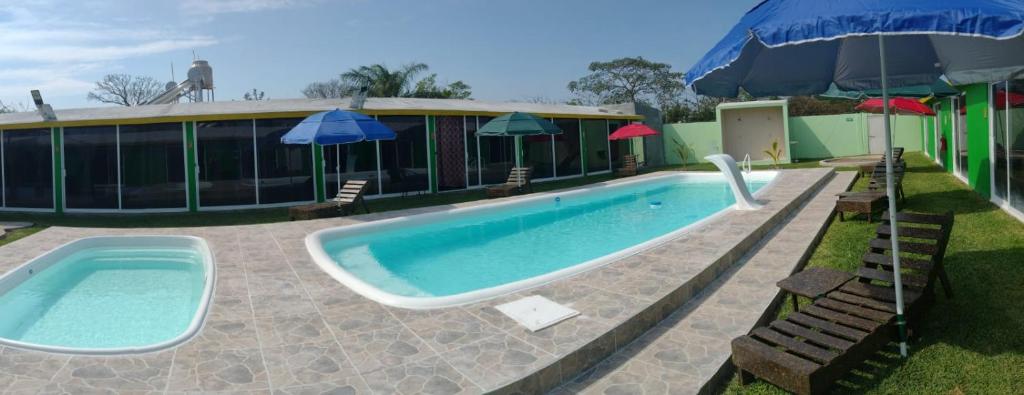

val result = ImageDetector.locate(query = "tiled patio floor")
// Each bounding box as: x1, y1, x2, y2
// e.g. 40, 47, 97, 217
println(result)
0, 169, 833, 394
554, 171, 857, 395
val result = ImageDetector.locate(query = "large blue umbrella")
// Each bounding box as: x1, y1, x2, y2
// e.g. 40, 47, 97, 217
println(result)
280, 109, 395, 145
685, 0, 1024, 357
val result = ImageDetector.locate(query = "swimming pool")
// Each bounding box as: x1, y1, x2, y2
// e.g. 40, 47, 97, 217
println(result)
0, 236, 214, 354
307, 172, 776, 309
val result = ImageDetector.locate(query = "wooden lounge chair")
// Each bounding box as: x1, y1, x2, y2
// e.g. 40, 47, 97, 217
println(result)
486, 167, 532, 198
616, 154, 639, 177
732, 211, 954, 395
333, 179, 370, 215
866, 163, 906, 202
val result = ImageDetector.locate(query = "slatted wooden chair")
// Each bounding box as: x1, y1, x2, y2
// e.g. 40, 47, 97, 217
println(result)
486, 167, 532, 198
616, 154, 639, 177
332, 179, 370, 215
732, 211, 954, 395
866, 162, 906, 202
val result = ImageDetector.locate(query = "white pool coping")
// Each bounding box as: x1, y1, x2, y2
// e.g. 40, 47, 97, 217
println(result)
306, 171, 780, 310
0, 236, 216, 355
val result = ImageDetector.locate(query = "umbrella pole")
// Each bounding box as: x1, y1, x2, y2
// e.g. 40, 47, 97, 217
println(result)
879, 33, 909, 358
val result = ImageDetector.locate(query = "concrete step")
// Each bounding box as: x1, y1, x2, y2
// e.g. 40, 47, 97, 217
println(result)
553, 171, 858, 395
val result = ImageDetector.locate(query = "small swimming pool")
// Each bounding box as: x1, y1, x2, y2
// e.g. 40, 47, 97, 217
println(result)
0, 236, 214, 354
307, 172, 776, 309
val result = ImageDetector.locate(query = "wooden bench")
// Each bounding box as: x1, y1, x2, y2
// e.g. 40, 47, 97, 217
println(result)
616, 154, 639, 177
732, 211, 954, 395
486, 167, 533, 198
835, 191, 888, 222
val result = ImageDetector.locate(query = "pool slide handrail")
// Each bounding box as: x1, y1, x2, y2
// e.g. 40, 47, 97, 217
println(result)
705, 154, 763, 210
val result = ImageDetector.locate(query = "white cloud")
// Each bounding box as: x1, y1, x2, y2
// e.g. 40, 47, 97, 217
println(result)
0, 37, 219, 63
0, 3, 218, 106
179, 0, 324, 15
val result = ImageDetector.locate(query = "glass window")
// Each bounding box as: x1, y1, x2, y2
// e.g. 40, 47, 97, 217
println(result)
523, 130, 554, 179
324, 142, 379, 197
64, 126, 118, 209
1009, 79, 1024, 212
196, 120, 257, 207
119, 123, 186, 209
609, 120, 630, 169
255, 118, 314, 204
378, 116, 429, 194
553, 119, 581, 177
2, 128, 53, 209
436, 116, 467, 191
994, 83, 1009, 201
466, 117, 480, 187
478, 116, 515, 185
583, 119, 610, 173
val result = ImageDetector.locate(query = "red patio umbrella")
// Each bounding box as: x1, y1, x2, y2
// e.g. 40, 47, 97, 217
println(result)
856, 97, 936, 116
608, 124, 659, 140
609, 123, 659, 156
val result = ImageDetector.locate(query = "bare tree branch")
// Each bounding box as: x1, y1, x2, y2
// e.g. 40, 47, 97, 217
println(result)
87, 74, 164, 106
302, 78, 356, 99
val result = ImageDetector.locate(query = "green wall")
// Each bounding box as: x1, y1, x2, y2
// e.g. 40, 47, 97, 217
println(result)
926, 112, 936, 158
665, 112, 929, 163
965, 83, 991, 197
51, 127, 63, 214
789, 113, 867, 159
185, 122, 199, 212
662, 122, 721, 165
891, 115, 925, 152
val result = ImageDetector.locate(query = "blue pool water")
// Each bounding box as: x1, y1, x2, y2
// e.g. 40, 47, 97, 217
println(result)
321, 175, 769, 299
0, 246, 207, 350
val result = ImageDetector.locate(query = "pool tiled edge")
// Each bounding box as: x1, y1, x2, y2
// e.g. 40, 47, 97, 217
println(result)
0, 168, 833, 394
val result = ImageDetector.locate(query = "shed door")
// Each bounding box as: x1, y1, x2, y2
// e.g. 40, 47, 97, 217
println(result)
867, 115, 887, 155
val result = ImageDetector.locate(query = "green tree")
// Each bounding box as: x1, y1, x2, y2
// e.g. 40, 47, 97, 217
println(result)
341, 63, 429, 97
0, 100, 27, 114
787, 95, 858, 116
410, 74, 472, 99
567, 56, 685, 109
243, 88, 265, 101
302, 78, 357, 99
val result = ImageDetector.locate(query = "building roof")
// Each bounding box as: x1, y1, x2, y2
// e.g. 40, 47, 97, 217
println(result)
716, 99, 789, 111
0, 97, 642, 129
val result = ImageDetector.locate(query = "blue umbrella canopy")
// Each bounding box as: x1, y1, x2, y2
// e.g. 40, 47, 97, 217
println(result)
819, 80, 960, 100
684, 0, 1024, 358
685, 0, 1024, 97
281, 109, 395, 145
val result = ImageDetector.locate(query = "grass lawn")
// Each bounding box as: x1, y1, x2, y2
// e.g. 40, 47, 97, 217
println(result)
723, 152, 1024, 394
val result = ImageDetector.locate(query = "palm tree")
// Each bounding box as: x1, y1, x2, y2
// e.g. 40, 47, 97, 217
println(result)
341, 63, 429, 97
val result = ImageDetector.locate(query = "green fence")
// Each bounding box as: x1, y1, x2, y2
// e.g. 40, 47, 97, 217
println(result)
663, 112, 927, 163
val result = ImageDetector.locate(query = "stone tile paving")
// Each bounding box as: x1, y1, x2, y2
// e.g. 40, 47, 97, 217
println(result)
555, 171, 858, 395
0, 169, 833, 394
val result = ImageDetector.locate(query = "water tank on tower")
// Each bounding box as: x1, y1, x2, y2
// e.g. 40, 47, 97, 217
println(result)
187, 60, 214, 102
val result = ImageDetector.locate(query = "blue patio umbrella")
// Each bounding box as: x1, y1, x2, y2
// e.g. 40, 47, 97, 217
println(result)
685, 0, 1024, 357
280, 109, 395, 145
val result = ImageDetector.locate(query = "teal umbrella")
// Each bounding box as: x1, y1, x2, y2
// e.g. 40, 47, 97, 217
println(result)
476, 112, 562, 136
477, 112, 562, 168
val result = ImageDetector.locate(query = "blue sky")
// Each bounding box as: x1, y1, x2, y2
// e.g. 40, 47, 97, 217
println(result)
0, 0, 759, 109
